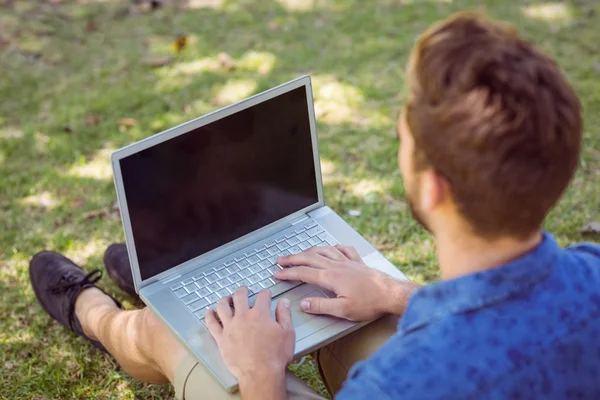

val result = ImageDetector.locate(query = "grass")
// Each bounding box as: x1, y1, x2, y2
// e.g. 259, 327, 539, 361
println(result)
1, 0, 599, 398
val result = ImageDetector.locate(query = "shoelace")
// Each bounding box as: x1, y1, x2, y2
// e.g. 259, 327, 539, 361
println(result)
51, 269, 103, 294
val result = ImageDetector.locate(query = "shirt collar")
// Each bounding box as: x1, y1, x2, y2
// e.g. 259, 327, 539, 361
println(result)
399, 232, 561, 333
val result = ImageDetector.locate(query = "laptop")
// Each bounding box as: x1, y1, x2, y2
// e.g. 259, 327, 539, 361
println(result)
111, 75, 407, 391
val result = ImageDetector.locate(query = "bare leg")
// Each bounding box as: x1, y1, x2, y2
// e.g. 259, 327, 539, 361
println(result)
74, 287, 188, 384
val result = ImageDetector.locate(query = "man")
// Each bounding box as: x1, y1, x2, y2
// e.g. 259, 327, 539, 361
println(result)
29, 11, 600, 399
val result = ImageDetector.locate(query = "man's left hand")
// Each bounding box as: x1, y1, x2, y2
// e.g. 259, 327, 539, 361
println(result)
205, 287, 294, 398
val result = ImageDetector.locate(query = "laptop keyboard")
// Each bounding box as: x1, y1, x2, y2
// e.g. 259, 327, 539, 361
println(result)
168, 221, 337, 320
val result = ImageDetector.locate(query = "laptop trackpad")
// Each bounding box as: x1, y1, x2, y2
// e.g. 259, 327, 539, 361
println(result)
286, 290, 340, 341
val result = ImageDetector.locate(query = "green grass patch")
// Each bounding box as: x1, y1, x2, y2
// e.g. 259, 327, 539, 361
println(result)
1, 0, 599, 398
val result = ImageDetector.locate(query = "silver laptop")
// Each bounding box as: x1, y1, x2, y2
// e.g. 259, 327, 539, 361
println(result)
111, 75, 407, 391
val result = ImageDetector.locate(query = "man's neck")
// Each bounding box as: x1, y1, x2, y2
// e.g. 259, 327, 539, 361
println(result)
436, 229, 543, 281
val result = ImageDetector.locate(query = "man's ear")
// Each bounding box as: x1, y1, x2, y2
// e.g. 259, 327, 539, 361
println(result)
420, 169, 450, 211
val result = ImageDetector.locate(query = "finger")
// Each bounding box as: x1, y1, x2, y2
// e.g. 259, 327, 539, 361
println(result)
300, 297, 350, 319
205, 308, 223, 342
335, 244, 362, 262
274, 266, 335, 291
216, 296, 233, 324
278, 251, 335, 269
233, 286, 250, 313
275, 298, 293, 332
253, 289, 272, 314
312, 246, 347, 261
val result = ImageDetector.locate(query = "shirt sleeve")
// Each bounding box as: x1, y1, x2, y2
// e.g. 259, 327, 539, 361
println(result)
335, 368, 394, 400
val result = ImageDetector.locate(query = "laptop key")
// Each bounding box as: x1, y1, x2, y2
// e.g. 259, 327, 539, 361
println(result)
267, 246, 279, 256
258, 259, 272, 269
226, 284, 238, 294
304, 221, 317, 229
258, 270, 271, 280
182, 278, 194, 286
299, 241, 311, 251
182, 292, 199, 305
259, 278, 273, 289
265, 240, 276, 248
297, 232, 310, 242
206, 273, 218, 283
238, 278, 251, 287
308, 236, 320, 246
229, 272, 242, 283
275, 236, 286, 243
184, 283, 198, 293
279, 249, 291, 257
196, 287, 210, 297
189, 298, 208, 312
224, 259, 235, 266
194, 309, 208, 320
216, 288, 230, 298
174, 288, 188, 298
249, 264, 262, 274
267, 265, 282, 274
234, 255, 245, 262
216, 270, 228, 279
249, 284, 263, 294
257, 250, 270, 260
207, 282, 220, 292
247, 255, 260, 265
307, 226, 324, 237
317, 241, 328, 247
237, 259, 250, 268
248, 275, 260, 284
289, 246, 302, 254
239, 269, 251, 278
206, 293, 219, 304
244, 251, 256, 258
170, 283, 184, 291
286, 237, 300, 246
276, 242, 289, 251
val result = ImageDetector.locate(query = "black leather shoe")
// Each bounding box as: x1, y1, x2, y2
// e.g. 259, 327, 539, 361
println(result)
103, 243, 139, 302
29, 251, 123, 352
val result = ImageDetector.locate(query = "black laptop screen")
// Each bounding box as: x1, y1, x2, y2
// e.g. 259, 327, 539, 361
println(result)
120, 86, 319, 281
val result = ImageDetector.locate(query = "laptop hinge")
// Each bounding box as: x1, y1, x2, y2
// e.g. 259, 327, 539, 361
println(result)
291, 215, 309, 225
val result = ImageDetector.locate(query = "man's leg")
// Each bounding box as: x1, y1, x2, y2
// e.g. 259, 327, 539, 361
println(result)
75, 287, 325, 400
314, 314, 399, 396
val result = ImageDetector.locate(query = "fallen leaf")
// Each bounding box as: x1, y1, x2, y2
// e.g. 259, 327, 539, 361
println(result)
173, 34, 187, 53
85, 20, 98, 32
144, 56, 172, 68
217, 52, 236, 70
579, 222, 600, 234
70, 198, 85, 208
85, 114, 100, 126
118, 117, 137, 132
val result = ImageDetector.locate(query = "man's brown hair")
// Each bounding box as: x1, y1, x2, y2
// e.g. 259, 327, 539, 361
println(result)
405, 12, 582, 238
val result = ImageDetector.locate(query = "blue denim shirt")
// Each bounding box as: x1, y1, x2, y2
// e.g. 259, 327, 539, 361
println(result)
337, 233, 600, 399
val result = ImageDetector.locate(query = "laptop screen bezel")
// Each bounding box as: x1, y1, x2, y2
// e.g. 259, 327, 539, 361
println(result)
111, 76, 324, 292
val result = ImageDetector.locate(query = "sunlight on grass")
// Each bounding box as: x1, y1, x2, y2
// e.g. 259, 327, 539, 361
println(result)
213, 79, 258, 105
312, 75, 364, 124
522, 2, 573, 22
0, 126, 24, 139
63, 238, 110, 266
19, 191, 61, 210
348, 178, 390, 203
67, 147, 114, 181
276, 0, 316, 11
187, 0, 224, 9
320, 159, 336, 175
238, 51, 277, 75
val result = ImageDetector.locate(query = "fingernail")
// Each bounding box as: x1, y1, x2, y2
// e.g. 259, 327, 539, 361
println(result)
300, 300, 310, 311
282, 298, 291, 309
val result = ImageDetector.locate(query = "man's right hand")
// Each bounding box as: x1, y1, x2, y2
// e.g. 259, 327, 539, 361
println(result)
275, 245, 420, 322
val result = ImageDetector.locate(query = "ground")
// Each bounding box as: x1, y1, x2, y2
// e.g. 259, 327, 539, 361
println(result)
1, 0, 599, 398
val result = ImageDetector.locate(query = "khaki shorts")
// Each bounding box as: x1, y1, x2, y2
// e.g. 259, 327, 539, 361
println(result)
174, 314, 399, 400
